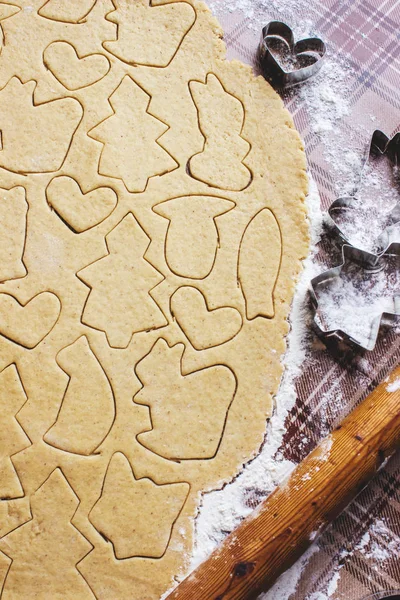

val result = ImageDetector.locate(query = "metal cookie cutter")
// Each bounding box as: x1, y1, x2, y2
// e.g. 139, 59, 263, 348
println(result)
328, 130, 400, 262
259, 21, 326, 88
309, 244, 400, 351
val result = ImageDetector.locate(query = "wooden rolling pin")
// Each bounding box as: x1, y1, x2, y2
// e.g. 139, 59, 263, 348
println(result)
167, 365, 400, 600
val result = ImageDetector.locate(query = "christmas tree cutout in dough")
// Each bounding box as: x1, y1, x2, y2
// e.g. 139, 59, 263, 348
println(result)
89, 76, 178, 193
78, 214, 167, 349
189, 74, 252, 191
103, 0, 196, 67
0, 78, 82, 174
0, 186, 27, 283
0, 364, 30, 500
134, 338, 236, 460
89, 452, 189, 559
0, 469, 95, 600
44, 336, 115, 456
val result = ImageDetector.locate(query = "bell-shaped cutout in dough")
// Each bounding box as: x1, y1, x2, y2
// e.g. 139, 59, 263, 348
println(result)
44, 336, 115, 456
238, 208, 282, 319
153, 195, 235, 279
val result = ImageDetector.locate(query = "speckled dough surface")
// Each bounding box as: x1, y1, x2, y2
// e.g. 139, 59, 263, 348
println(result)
0, 1, 309, 598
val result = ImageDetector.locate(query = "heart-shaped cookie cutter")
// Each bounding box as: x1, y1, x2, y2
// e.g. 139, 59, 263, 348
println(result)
309, 244, 400, 351
328, 130, 400, 262
259, 21, 326, 88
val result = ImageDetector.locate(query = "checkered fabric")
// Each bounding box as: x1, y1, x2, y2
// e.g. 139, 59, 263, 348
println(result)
213, 1, 400, 598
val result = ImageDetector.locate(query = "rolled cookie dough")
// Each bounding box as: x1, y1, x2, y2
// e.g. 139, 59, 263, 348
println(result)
0, 1, 308, 598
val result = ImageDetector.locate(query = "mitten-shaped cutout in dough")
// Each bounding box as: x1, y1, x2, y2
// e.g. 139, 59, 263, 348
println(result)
134, 338, 236, 460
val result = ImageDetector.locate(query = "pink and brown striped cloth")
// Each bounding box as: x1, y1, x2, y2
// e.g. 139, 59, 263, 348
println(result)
215, 0, 400, 598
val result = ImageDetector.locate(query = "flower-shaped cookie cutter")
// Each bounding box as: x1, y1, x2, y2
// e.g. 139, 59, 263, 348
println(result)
259, 21, 326, 88
309, 244, 400, 351
328, 129, 400, 262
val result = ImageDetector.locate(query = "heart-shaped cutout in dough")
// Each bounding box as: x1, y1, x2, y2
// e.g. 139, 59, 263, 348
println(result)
47, 176, 117, 233
171, 286, 242, 350
43, 42, 110, 90
0, 292, 61, 349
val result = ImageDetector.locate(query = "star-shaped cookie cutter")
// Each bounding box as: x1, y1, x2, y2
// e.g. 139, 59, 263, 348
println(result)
259, 21, 326, 88
328, 130, 400, 263
309, 244, 400, 351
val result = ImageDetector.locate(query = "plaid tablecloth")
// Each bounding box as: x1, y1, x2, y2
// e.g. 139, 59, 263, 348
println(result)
212, 0, 400, 598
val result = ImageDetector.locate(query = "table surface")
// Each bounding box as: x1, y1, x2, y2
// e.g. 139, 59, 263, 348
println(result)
211, 0, 400, 598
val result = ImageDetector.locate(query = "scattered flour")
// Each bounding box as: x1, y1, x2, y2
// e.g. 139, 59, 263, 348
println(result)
332, 163, 400, 253
295, 60, 351, 139
367, 543, 390, 562
326, 571, 341, 595
352, 518, 400, 568
363, 519, 400, 562
259, 544, 320, 600
315, 383, 344, 438
302, 571, 342, 600
355, 531, 371, 553
190, 178, 323, 581
387, 377, 400, 392
315, 435, 333, 462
